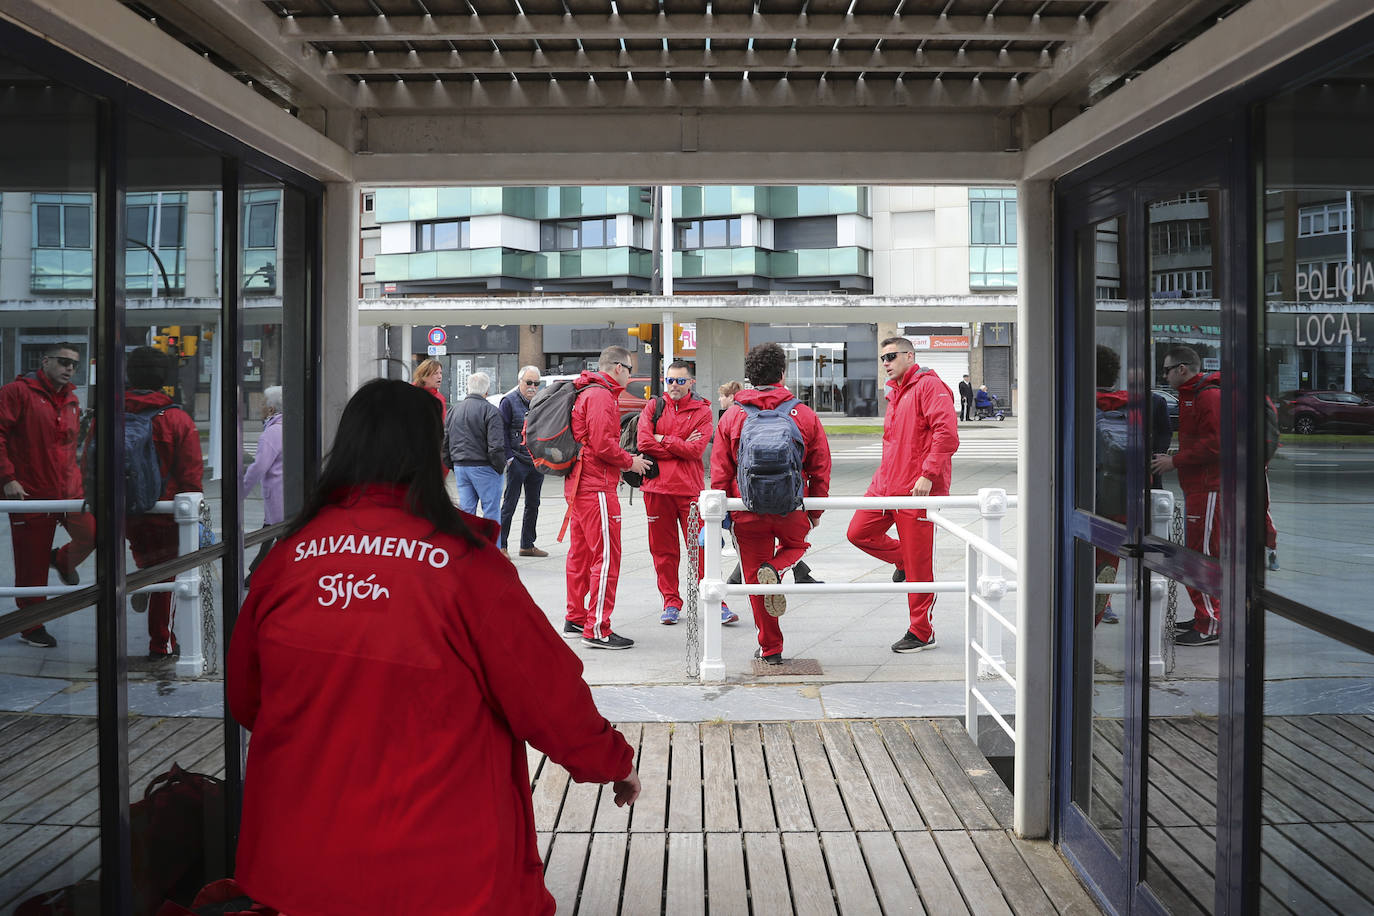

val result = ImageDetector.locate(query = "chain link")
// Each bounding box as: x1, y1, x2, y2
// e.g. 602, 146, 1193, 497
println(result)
684, 503, 701, 678
198, 499, 219, 676
1162, 503, 1185, 676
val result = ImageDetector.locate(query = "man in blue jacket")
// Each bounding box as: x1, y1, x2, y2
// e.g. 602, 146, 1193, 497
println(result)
498, 366, 548, 558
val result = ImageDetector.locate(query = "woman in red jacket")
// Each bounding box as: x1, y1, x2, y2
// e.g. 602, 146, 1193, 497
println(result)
228, 379, 638, 916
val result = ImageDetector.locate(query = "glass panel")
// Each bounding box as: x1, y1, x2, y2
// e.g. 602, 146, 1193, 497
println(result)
0, 63, 102, 913
1260, 613, 1374, 912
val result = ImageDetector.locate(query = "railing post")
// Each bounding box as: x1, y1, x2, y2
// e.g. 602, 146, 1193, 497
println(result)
965, 539, 979, 742
697, 489, 727, 682
1148, 488, 1173, 678
173, 492, 204, 678
977, 488, 1008, 676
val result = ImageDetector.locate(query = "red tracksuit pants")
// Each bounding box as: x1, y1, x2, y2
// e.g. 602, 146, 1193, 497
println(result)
847, 508, 937, 642
10, 511, 97, 636
1183, 489, 1223, 637
643, 492, 698, 611
565, 489, 623, 640
127, 516, 180, 655
733, 512, 811, 657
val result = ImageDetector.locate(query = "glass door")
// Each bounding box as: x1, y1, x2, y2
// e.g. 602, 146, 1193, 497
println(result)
784, 343, 845, 412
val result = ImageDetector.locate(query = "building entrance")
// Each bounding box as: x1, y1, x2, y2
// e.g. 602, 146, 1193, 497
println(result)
784, 343, 846, 414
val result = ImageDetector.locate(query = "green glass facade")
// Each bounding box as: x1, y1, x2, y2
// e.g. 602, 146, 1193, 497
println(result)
674, 185, 868, 219
374, 186, 653, 223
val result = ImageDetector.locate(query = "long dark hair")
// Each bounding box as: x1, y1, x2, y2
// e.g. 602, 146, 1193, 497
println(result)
289, 378, 480, 545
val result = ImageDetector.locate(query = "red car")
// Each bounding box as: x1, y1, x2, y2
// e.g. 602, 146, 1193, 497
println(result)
1278, 389, 1374, 434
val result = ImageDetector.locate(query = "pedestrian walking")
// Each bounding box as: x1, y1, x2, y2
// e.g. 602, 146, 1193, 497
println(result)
498, 366, 548, 557
243, 385, 285, 585
710, 343, 831, 665
563, 347, 652, 649
445, 372, 505, 523
959, 374, 974, 422
847, 336, 959, 654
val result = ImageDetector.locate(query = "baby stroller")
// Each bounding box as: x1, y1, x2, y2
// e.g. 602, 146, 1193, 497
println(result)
974, 391, 1006, 421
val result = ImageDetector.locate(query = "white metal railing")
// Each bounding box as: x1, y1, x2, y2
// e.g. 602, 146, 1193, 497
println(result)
0, 492, 206, 677
696, 487, 1019, 748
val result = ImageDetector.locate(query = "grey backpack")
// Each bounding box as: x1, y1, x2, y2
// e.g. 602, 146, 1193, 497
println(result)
735, 398, 805, 514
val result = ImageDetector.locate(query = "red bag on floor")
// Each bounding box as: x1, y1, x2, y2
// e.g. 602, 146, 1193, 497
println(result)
130, 764, 228, 915
154, 879, 278, 916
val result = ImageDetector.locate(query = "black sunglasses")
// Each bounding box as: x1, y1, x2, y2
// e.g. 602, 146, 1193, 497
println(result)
47, 356, 78, 369
1163, 363, 1187, 372
879, 352, 906, 363
613, 361, 632, 372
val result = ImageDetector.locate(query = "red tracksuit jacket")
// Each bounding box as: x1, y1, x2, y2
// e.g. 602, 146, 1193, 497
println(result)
228, 486, 632, 915
566, 370, 633, 496
0, 371, 83, 498
710, 386, 832, 524
124, 389, 204, 499
1174, 371, 1222, 494
637, 392, 713, 496
867, 364, 959, 498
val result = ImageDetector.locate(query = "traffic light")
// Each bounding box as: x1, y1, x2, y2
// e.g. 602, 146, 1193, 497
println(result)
180, 334, 198, 357
626, 323, 654, 342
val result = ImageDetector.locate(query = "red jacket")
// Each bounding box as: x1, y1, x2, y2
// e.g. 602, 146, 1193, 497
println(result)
228, 486, 632, 916
0, 371, 84, 499
1174, 370, 1221, 493
124, 389, 204, 498
710, 385, 831, 524
867, 363, 959, 497
637, 392, 712, 497
567, 370, 633, 495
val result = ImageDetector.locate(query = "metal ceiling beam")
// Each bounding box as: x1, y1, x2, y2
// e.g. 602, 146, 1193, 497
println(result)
1017, 0, 1235, 107
284, 13, 1089, 44
355, 74, 1021, 110
326, 47, 1051, 75
132, 0, 355, 110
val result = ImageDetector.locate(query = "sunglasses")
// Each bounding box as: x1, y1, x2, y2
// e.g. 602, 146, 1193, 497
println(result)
665, 377, 692, 386
47, 356, 79, 369
1163, 363, 1187, 372
879, 352, 906, 363
613, 361, 632, 372
522, 379, 540, 387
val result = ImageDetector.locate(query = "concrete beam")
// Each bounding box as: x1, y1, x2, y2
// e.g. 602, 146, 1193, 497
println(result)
1023, 0, 1374, 181
0, 0, 353, 183
355, 74, 1022, 113
356, 294, 1018, 328
326, 47, 1052, 76
286, 12, 1089, 44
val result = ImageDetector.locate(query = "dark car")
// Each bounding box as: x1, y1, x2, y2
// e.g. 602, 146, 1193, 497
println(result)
1278, 389, 1374, 434
1152, 387, 1180, 432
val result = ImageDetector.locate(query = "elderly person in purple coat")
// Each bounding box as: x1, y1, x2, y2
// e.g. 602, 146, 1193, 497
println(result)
244, 385, 284, 584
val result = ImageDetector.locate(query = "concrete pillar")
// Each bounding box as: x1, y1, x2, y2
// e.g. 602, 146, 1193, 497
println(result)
0, 193, 32, 301
321, 181, 360, 449
693, 318, 748, 404
1014, 178, 1054, 839
184, 190, 217, 297
519, 324, 543, 372
876, 320, 898, 416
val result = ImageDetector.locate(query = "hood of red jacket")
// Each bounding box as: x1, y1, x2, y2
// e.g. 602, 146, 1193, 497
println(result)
733, 386, 798, 410
574, 369, 622, 394
1096, 389, 1128, 411
124, 388, 175, 411
17, 371, 73, 403
1177, 370, 1219, 397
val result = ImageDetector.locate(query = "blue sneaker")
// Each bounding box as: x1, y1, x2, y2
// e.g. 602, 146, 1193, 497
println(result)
660, 605, 681, 625
721, 603, 739, 625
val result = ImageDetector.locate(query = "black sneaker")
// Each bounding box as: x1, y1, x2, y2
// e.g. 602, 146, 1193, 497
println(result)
891, 631, 936, 653
1173, 618, 1198, 632
793, 570, 824, 584
756, 563, 786, 617
754, 648, 784, 666
1267, 550, 1279, 571
892, 567, 906, 583
1175, 629, 1220, 647
50, 550, 79, 586
583, 632, 634, 650
561, 621, 584, 639
20, 626, 57, 648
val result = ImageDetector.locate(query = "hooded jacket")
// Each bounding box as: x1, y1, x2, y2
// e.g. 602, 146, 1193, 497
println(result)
1173, 370, 1221, 492
0, 371, 83, 498
637, 391, 713, 497
710, 385, 832, 524
567, 370, 634, 495
123, 389, 204, 500
228, 486, 631, 916
243, 412, 284, 525
868, 363, 959, 497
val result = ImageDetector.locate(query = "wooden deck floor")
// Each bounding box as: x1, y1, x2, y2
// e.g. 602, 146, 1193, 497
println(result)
1089, 714, 1374, 915
1, 714, 1101, 914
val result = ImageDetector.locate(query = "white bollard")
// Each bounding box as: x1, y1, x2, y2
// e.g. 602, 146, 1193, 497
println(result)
173, 492, 204, 677
977, 488, 1008, 676
697, 489, 727, 681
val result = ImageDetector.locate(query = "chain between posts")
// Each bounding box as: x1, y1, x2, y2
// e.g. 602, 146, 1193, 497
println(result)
199, 498, 219, 676
684, 502, 701, 678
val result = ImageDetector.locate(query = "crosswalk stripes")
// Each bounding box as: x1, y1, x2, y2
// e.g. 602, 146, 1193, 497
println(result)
830, 440, 1018, 461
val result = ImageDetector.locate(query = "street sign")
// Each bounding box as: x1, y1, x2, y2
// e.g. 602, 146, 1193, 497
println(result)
427, 345, 447, 356
428, 327, 447, 346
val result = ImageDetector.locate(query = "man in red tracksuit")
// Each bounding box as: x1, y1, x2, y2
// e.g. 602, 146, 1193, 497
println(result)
0, 342, 96, 649
1151, 345, 1222, 647
564, 346, 652, 650
637, 359, 735, 626
847, 336, 959, 654
124, 347, 204, 662
711, 343, 831, 665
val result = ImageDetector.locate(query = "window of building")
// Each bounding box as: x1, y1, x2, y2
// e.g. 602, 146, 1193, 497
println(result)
362, 191, 375, 213
1151, 269, 1213, 297
540, 217, 616, 251
674, 217, 741, 249
1149, 219, 1212, 255
1297, 201, 1351, 237
243, 189, 280, 291
417, 218, 469, 252
969, 188, 1017, 290
34, 193, 91, 249
126, 191, 190, 292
